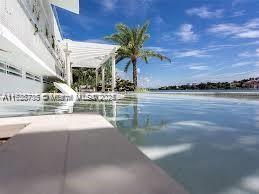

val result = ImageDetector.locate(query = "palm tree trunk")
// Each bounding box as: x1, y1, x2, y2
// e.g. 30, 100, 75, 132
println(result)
132, 59, 138, 90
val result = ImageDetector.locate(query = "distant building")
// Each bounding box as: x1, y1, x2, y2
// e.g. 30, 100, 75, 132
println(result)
242, 79, 259, 89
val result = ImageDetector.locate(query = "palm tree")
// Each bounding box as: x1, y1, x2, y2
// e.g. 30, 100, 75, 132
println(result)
105, 21, 171, 90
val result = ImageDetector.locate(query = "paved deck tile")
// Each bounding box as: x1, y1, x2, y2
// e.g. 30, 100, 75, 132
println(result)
0, 114, 188, 194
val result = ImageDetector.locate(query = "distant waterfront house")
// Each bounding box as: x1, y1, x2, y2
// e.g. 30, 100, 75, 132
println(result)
242, 78, 259, 89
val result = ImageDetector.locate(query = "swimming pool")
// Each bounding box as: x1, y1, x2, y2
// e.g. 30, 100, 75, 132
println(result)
1, 93, 259, 194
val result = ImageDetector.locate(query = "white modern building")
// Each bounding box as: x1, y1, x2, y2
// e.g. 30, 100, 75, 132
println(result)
0, 0, 118, 94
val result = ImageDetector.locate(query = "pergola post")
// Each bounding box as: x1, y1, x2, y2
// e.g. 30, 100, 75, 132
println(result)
111, 54, 116, 92
95, 68, 98, 92
64, 43, 72, 87
70, 63, 73, 85
112, 100, 117, 127
102, 65, 105, 93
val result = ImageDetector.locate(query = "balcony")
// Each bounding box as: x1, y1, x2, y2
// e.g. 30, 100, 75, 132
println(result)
18, 0, 65, 77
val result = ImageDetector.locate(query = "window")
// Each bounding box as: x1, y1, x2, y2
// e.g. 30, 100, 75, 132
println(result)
0, 62, 6, 74
26, 72, 41, 83
0, 62, 22, 77
26, 72, 34, 80
6, 65, 22, 77
43, 78, 50, 84
35, 76, 41, 82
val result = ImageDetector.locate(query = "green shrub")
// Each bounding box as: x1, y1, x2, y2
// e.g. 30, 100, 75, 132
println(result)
116, 78, 135, 92
44, 83, 59, 93
134, 88, 150, 93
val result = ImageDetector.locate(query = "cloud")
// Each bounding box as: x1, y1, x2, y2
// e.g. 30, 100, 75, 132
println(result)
60, 25, 72, 37
116, 69, 131, 80
191, 70, 259, 83
188, 62, 259, 83
145, 46, 171, 53
153, 15, 166, 26
232, 0, 243, 6
189, 65, 208, 70
212, 70, 259, 80
174, 49, 210, 58
68, 14, 100, 32
160, 63, 175, 68
232, 0, 253, 6
98, 0, 154, 15
176, 24, 198, 42
238, 49, 259, 58
138, 75, 156, 88
208, 18, 259, 39
238, 51, 254, 58
162, 23, 198, 42
186, 6, 224, 18
137, 68, 141, 74
161, 32, 174, 41
238, 31, 259, 38
117, 68, 156, 88
99, 0, 118, 11
207, 41, 259, 50
232, 10, 245, 17
60, 14, 100, 36
231, 61, 253, 67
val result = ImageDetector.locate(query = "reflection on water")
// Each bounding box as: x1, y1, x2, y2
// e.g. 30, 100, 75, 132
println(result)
1, 94, 259, 194
139, 143, 193, 160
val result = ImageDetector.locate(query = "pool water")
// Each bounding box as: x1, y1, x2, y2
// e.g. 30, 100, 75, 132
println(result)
1, 93, 259, 194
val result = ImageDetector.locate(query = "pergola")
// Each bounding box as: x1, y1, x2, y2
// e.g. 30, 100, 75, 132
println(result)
62, 39, 119, 92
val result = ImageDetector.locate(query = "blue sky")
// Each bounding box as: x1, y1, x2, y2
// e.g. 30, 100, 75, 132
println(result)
57, 0, 259, 87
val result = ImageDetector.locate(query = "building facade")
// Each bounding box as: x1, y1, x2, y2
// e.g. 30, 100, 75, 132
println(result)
0, 0, 78, 93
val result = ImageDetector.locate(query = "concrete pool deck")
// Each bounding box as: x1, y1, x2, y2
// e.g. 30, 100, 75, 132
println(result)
0, 124, 28, 139
0, 114, 188, 194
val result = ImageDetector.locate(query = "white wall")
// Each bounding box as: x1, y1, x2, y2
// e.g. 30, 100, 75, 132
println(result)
0, 73, 43, 93
0, 0, 64, 77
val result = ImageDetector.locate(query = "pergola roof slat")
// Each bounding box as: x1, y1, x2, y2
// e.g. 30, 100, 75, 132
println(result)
61, 39, 119, 69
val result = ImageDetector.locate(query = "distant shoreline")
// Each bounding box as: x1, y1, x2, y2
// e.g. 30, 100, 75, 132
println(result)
149, 90, 259, 98
151, 89, 259, 92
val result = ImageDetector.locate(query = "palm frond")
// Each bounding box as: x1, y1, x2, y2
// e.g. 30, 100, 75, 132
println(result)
136, 21, 150, 47
117, 46, 132, 57
116, 23, 131, 35
105, 34, 125, 45
124, 60, 132, 73
141, 49, 171, 62
141, 55, 149, 64
116, 55, 126, 64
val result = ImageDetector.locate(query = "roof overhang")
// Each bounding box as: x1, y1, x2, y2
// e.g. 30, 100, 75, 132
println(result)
62, 39, 119, 69
48, 0, 79, 14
